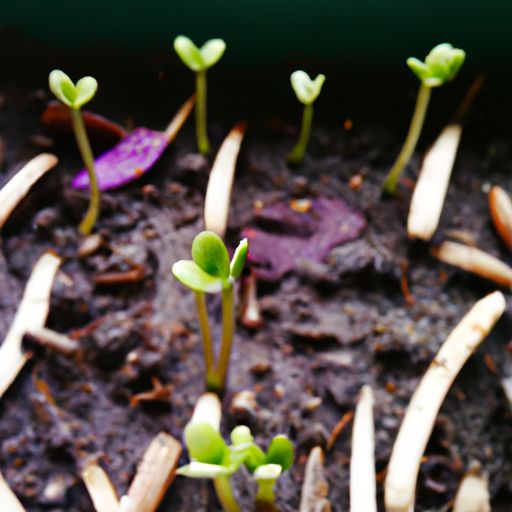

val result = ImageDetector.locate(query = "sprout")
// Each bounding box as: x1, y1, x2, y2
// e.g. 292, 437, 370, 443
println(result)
172, 231, 248, 393
49, 70, 100, 235
382, 43, 465, 194
173, 35, 226, 155
288, 70, 326, 165
177, 421, 294, 512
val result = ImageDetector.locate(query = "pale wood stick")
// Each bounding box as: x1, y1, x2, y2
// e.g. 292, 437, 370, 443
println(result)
119, 432, 181, 512
204, 122, 247, 238
164, 96, 195, 141
432, 241, 512, 288
0, 153, 58, 229
384, 291, 505, 512
407, 125, 462, 241
299, 446, 331, 512
350, 385, 376, 512
489, 185, 512, 253
0, 472, 26, 511
453, 463, 490, 512
0, 251, 61, 399
26, 326, 80, 354
82, 463, 119, 512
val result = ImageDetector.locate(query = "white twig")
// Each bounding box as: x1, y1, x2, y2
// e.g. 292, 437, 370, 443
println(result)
0, 153, 58, 229
432, 241, 512, 288
385, 291, 506, 512
453, 463, 490, 512
299, 446, 331, 512
0, 472, 26, 511
26, 326, 79, 354
350, 385, 376, 512
164, 96, 195, 141
407, 125, 462, 241
204, 121, 247, 238
0, 251, 61, 399
81, 463, 119, 512
489, 185, 512, 253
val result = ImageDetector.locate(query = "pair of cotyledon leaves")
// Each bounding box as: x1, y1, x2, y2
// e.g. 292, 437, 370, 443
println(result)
49, 70, 98, 110
172, 231, 248, 294
291, 70, 326, 105
178, 421, 294, 482
174, 35, 226, 72
407, 43, 466, 87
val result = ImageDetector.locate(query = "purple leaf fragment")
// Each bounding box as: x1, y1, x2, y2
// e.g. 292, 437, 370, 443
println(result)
71, 127, 169, 191
242, 198, 366, 281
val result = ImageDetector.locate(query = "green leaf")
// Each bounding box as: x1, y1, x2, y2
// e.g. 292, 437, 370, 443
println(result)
290, 70, 326, 105
191, 231, 230, 280
229, 238, 248, 280
231, 425, 254, 446
174, 35, 204, 72
265, 435, 294, 470
200, 39, 226, 69
172, 260, 223, 293
177, 461, 233, 479
49, 70, 97, 109
185, 422, 227, 465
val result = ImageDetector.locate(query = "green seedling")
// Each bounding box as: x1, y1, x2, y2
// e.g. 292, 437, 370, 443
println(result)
382, 43, 465, 194
178, 422, 294, 512
49, 70, 100, 235
174, 35, 226, 155
288, 70, 326, 165
172, 231, 247, 393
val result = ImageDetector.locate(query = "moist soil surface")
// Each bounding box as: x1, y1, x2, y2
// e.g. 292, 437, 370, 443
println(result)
1, 31, 512, 511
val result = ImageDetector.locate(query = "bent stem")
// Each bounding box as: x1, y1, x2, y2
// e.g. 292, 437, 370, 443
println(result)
194, 292, 215, 387
256, 480, 277, 510
213, 475, 240, 512
195, 70, 210, 155
71, 108, 100, 235
288, 103, 313, 164
383, 83, 432, 195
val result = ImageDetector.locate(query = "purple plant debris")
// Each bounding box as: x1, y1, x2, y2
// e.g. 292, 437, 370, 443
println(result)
72, 127, 169, 191
242, 198, 366, 281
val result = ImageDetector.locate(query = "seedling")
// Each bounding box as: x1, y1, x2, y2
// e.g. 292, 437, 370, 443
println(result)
177, 422, 294, 512
172, 231, 248, 393
174, 35, 226, 155
288, 70, 326, 164
49, 70, 100, 234
382, 43, 465, 194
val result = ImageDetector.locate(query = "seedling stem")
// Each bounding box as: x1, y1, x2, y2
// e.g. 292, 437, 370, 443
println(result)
288, 103, 313, 165
195, 70, 210, 154
215, 286, 234, 391
213, 475, 241, 512
194, 292, 215, 381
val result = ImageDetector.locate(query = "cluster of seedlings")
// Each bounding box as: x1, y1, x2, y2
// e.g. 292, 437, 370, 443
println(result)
0, 35, 511, 512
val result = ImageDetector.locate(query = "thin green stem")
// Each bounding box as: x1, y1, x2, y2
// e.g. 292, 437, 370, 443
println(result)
71, 108, 100, 235
288, 103, 314, 165
195, 70, 210, 155
194, 292, 215, 387
256, 479, 277, 510
383, 83, 432, 194
212, 285, 234, 393
213, 475, 240, 512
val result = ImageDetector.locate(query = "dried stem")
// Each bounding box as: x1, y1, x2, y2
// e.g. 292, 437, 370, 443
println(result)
0, 472, 26, 511
164, 95, 196, 141
82, 463, 119, 512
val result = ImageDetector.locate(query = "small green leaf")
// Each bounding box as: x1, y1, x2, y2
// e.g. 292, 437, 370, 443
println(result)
192, 231, 230, 280
230, 238, 248, 280
254, 463, 282, 481
265, 435, 294, 470
231, 425, 253, 446
290, 70, 326, 105
174, 35, 204, 72
172, 260, 223, 293
201, 39, 226, 69
177, 461, 233, 479
185, 422, 227, 465
49, 70, 97, 110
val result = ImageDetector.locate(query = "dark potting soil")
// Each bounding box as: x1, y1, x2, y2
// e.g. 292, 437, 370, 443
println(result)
0, 30, 512, 511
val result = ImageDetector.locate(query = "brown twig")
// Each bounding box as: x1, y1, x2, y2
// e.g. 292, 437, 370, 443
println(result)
327, 410, 354, 451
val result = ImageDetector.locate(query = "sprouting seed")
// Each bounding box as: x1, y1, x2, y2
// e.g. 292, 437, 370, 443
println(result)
174, 35, 226, 155
288, 70, 326, 165
49, 70, 100, 235
382, 43, 465, 194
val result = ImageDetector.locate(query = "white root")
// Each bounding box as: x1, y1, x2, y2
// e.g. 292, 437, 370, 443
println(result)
0, 472, 26, 511
350, 385, 376, 512
407, 125, 462, 241
0, 251, 61, 400
190, 391, 222, 430
164, 96, 195, 141
453, 463, 490, 512
119, 432, 181, 512
432, 241, 512, 288
25, 326, 80, 354
204, 121, 247, 238
384, 291, 506, 512
0, 153, 58, 229
81, 463, 119, 512
299, 446, 331, 512
489, 185, 512, 253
